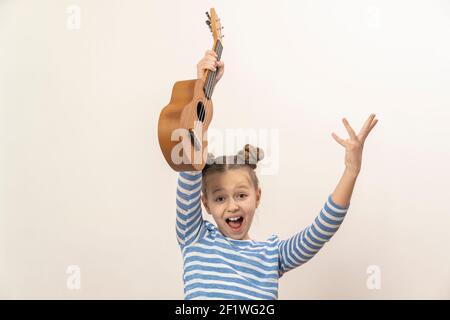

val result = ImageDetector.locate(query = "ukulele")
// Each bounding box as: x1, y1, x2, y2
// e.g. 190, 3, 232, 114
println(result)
157, 8, 224, 172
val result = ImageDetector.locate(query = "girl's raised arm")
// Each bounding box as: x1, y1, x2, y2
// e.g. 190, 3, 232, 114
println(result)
277, 114, 378, 276
277, 194, 349, 277
175, 171, 206, 248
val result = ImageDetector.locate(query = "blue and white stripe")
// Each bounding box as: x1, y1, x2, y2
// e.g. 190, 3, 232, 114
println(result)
176, 171, 349, 300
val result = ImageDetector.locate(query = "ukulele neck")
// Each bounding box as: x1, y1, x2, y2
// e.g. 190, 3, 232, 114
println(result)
203, 39, 223, 100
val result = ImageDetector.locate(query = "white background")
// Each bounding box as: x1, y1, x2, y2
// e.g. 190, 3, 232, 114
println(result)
1, 0, 449, 299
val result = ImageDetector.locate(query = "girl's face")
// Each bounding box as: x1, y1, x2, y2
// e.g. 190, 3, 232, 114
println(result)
201, 168, 261, 240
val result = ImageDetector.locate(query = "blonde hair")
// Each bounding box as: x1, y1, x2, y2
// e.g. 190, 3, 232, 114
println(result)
201, 144, 265, 198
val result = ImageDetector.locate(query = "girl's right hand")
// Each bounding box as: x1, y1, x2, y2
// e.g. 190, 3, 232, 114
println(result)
197, 50, 224, 85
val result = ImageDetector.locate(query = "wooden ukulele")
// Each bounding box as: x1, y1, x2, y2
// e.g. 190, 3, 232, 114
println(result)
157, 8, 224, 172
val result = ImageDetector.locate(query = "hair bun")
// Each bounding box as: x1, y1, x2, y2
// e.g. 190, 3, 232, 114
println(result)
237, 144, 264, 168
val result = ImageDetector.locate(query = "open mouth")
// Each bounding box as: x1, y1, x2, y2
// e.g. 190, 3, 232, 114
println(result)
225, 216, 244, 232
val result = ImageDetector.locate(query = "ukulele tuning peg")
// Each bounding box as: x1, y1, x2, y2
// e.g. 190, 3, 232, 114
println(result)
205, 20, 211, 25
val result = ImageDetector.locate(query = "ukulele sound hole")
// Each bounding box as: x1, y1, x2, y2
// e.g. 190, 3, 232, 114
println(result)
196, 102, 206, 122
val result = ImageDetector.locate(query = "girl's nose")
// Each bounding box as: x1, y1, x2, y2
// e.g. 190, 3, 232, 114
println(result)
226, 200, 239, 212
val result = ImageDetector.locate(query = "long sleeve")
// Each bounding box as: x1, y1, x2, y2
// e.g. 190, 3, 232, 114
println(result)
278, 194, 349, 277
175, 170, 206, 248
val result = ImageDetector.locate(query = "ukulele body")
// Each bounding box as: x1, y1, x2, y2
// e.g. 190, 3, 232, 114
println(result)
157, 78, 214, 172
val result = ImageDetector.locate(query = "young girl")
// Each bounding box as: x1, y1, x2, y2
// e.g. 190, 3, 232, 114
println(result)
175, 50, 378, 300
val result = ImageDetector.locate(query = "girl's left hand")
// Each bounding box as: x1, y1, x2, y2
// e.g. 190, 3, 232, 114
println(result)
197, 50, 225, 85
332, 113, 378, 176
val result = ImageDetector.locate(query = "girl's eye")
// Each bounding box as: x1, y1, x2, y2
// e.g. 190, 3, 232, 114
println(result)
215, 194, 247, 202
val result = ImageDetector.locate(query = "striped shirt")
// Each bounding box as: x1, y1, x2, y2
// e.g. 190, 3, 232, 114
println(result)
176, 170, 349, 300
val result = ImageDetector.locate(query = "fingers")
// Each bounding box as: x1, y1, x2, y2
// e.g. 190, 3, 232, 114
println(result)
205, 49, 218, 59
216, 61, 224, 75
366, 118, 378, 138
360, 114, 376, 134
198, 61, 218, 72
369, 118, 378, 131
198, 50, 221, 73
204, 50, 219, 65
358, 113, 376, 140
331, 132, 346, 147
335, 114, 378, 147
342, 118, 357, 140
358, 114, 378, 142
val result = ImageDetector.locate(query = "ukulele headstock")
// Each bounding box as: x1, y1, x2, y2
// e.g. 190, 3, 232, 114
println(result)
205, 8, 224, 44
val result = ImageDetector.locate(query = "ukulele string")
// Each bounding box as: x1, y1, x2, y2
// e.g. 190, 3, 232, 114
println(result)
198, 40, 222, 131
193, 69, 214, 162
195, 47, 220, 154
192, 68, 213, 163
194, 40, 222, 161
